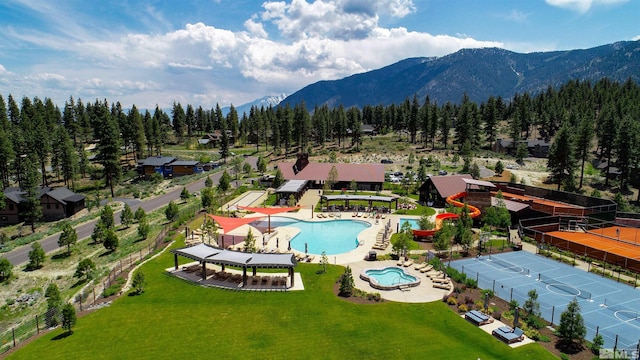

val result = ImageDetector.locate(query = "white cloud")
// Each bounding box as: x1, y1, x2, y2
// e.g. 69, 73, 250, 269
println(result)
0, 0, 502, 108
0, 64, 6, 73
545, 0, 628, 13
244, 18, 268, 38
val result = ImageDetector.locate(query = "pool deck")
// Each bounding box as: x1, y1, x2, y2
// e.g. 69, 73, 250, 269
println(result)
350, 260, 450, 303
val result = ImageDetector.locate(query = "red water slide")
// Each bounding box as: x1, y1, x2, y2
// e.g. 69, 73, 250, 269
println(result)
412, 192, 481, 237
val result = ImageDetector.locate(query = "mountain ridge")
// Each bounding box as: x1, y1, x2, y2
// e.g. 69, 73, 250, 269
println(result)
280, 40, 640, 108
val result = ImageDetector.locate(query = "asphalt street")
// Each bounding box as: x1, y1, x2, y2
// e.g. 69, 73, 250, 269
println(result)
3, 170, 225, 266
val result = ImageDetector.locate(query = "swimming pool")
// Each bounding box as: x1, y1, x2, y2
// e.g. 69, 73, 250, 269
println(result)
400, 218, 420, 230
360, 267, 421, 290
256, 217, 371, 255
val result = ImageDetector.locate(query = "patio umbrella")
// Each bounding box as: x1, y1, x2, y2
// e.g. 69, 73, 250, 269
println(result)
276, 238, 279, 248
305, 242, 308, 255
288, 240, 291, 251
513, 307, 520, 329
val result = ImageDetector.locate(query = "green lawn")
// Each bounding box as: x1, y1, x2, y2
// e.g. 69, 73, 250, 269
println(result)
9, 241, 556, 360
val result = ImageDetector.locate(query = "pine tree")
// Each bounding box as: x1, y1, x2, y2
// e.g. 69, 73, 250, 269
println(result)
338, 266, 355, 297
137, 216, 150, 240
28, 242, 46, 270
120, 203, 134, 228
94, 100, 122, 197
103, 228, 119, 252
61, 303, 76, 333
58, 221, 78, 255
131, 271, 146, 295
557, 298, 586, 347
165, 201, 180, 222
547, 125, 577, 191
21, 156, 42, 233
75, 258, 96, 281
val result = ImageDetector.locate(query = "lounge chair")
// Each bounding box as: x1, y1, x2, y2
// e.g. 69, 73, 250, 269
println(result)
492, 326, 525, 344
419, 265, 434, 273
433, 283, 451, 290
464, 310, 494, 326
403, 259, 414, 267
414, 262, 428, 270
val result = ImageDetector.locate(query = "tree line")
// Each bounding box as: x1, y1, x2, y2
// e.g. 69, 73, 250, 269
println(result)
1, 77, 639, 199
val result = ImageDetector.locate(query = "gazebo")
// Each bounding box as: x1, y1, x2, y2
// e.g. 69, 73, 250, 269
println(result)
172, 243, 298, 287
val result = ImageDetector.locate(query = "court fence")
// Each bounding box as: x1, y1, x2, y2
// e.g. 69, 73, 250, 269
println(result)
519, 215, 640, 273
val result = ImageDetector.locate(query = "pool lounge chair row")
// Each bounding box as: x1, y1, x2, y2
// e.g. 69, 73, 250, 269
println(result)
492, 326, 525, 344
414, 263, 433, 272
396, 257, 414, 267
295, 254, 315, 262
432, 282, 451, 291
464, 310, 494, 326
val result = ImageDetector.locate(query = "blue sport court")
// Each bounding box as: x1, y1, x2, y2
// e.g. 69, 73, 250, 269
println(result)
450, 251, 640, 349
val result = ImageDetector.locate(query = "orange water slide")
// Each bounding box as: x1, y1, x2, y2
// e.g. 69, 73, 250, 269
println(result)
412, 192, 481, 237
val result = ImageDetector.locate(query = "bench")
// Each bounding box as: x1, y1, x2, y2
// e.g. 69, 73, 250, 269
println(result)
464, 310, 493, 326
492, 326, 525, 344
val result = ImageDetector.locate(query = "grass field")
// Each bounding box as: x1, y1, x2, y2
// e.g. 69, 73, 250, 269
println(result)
8, 240, 556, 360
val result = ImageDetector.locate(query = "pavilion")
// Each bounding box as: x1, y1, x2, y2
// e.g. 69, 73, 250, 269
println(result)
320, 194, 398, 212
172, 243, 298, 287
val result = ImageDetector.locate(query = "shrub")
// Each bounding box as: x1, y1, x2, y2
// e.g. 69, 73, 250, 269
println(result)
492, 310, 502, 320
464, 278, 478, 288
458, 304, 468, 313
525, 315, 546, 330
560, 353, 569, 360
525, 328, 541, 341
474, 300, 484, 310
481, 289, 495, 298
447, 296, 458, 306
464, 295, 473, 305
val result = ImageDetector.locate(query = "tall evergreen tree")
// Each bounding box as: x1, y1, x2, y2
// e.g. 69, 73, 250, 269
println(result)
547, 124, 577, 191
21, 155, 42, 233
575, 115, 594, 189
94, 100, 122, 197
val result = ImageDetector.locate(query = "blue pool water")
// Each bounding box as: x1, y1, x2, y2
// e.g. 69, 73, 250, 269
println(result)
364, 267, 417, 286
400, 218, 420, 230
256, 216, 370, 255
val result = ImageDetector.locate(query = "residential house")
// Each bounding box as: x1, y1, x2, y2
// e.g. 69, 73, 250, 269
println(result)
0, 187, 86, 225
492, 139, 551, 158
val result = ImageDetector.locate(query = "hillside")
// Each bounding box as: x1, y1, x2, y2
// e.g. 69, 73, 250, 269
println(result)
281, 40, 640, 108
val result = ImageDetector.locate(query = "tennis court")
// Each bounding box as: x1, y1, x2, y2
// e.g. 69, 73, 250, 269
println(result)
450, 251, 640, 349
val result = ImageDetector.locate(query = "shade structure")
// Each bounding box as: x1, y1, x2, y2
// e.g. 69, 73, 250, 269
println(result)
207, 214, 263, 234
237, 205, 302, 233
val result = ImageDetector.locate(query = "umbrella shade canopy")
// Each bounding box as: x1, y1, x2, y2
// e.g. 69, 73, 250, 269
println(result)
208, 214, 263, 233
237, 205, 301, 215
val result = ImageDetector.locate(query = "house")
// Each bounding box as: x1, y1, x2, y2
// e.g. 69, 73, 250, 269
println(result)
40, 187, 86, 221
277, 153, 384, 191
362, 124, 380, 136
137, 156, 177, 177
492, 139, 551, 158
170, 160, 202, 176
0, 187, 86, 225
199, 130, 235, 148
419, 174, 473, 206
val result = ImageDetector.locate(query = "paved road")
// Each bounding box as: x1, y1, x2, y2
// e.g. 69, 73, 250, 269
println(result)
3, 170, 225, 266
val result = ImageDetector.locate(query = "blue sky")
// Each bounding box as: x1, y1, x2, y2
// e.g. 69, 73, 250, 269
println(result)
0, 0, 637, 110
